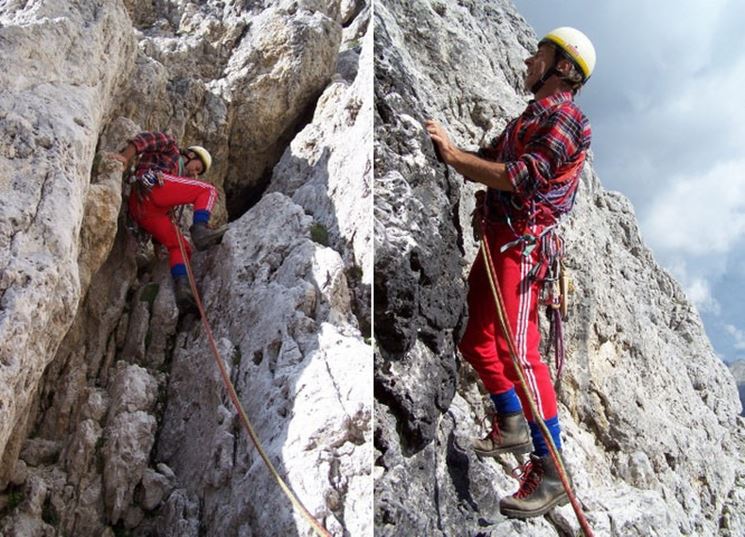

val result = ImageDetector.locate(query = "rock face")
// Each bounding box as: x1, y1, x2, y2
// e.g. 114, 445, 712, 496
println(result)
149, 193, 370, 536
112, 0, 345, 220
0, 0, 136, 494
374, 1, 745, 537
729, 361, 745, 417
0, 1, 371, 536
270, 1, 372, 335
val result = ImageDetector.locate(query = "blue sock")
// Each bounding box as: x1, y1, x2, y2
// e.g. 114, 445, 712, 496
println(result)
529, 416, 562, 456
193, 210, 210, 224
490, 388, 522, 415
171, 264, 187, 278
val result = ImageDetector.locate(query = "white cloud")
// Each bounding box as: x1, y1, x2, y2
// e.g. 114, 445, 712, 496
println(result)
642, 159, 745, 256
686, 277, 721, 315
724, 324, 745, 350
659, 258, 721, 315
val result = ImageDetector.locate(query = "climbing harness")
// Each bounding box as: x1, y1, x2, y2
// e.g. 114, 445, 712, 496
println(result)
479, 231, 594, 537
122, 163, 153, 251
490, 213, 570, 382
173, 221, 333, 537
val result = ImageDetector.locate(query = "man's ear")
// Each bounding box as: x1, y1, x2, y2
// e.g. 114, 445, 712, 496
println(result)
555, 57, 573, 76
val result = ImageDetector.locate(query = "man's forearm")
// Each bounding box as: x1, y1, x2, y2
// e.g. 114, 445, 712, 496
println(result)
449, 148, 514, 192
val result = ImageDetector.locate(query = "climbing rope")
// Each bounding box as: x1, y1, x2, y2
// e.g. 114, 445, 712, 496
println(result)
479, 233, 595, 537
173, 222, 333, 537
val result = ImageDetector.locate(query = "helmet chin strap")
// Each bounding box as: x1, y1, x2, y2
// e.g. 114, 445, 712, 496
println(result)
530, 65, 559, 94
530, 44, 560, 95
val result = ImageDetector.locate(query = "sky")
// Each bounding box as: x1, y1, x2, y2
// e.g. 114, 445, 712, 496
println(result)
514, 0, 745, 365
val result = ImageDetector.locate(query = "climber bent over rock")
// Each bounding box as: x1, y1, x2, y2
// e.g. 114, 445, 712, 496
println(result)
426, 27, 595, 519
110, 131, 228, 312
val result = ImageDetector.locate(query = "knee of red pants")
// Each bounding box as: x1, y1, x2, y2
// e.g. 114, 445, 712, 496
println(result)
155, 174, 217, 213
164, 236, 191, 268
195, 184, 217, 213
459, 250, 516, 394
130, 205, 191, 268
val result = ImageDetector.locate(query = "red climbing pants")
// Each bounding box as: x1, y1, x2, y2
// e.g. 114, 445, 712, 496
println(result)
458, 220, 557, 422
128, 173, 218, 269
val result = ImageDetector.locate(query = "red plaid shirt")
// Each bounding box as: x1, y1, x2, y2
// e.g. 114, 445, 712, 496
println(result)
130, 132, 183, 177
482, 91, 591, 224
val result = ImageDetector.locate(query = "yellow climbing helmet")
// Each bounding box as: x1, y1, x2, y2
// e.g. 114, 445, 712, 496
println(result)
187, 145, 212, 174
540, 27, 596, 81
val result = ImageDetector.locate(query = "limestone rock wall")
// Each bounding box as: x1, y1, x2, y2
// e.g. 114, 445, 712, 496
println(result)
149, 192, 370, 536
0, 1, 371, 536
729, 361, 745, 417
0, 0, 137, 494
116, 0, 344, 219
373, 1, 745, 536
270, 1, 372, 334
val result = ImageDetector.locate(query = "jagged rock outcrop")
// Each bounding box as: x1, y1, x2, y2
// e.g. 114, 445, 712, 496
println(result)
270, 1, 372, 335
0, 1, 371, 536
729, 361, 745, 417
374, 1, 745, 536
119, 0, 344, 219
0, 0, 136, 493
145, 193, 370, 536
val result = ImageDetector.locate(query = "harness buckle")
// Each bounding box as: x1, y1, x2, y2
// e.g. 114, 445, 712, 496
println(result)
500, 234, 537, 256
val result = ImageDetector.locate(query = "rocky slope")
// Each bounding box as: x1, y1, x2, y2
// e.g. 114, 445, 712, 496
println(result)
374, 1, 745, 536
0, 1, 371, 536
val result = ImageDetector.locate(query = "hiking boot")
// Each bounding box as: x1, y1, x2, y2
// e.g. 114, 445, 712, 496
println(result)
473, 412, 532, 457
499, 453, 570, 519
174, 276, 197, 312
189, 222, 227, 251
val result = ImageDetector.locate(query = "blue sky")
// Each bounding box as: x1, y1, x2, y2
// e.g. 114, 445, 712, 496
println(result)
514, 1, 745, 364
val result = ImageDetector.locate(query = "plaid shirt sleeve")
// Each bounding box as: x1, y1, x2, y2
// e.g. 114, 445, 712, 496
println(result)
130, 131, 181, 175
130, 131, 178, 155
505, 106, 591, 196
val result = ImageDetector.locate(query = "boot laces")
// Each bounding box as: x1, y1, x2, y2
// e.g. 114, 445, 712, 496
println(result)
512, 459, 544, 499
480, 414, 502, 444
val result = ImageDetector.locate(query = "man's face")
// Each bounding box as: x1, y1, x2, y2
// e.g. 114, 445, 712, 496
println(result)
184, 151, 205, 176
523, 44, 556, 93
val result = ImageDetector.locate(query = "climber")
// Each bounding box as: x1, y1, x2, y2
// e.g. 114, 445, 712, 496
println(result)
426, 27, 595, 519
110, 131, 228, 311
